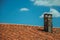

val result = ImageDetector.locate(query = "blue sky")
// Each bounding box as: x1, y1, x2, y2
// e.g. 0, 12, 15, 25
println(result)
0, 0, 60, 27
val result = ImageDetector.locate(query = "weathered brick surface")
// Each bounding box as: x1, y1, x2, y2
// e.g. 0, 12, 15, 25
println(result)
0, 24, 60, 40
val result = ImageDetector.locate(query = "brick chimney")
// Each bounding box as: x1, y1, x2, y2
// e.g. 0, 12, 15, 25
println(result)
44, 14, 53, 33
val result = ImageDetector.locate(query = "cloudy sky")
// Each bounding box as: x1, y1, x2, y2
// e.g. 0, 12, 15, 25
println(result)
0, 0, 60, 27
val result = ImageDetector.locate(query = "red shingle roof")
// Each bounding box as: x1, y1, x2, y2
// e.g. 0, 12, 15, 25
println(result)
0, 24, 60, 40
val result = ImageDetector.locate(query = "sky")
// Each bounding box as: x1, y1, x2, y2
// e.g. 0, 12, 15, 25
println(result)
0, 0, 60, 27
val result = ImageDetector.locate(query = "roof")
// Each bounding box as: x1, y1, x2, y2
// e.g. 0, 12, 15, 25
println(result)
0, 24, 60, 40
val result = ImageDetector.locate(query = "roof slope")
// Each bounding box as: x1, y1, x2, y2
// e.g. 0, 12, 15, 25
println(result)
0, 24, 60, 40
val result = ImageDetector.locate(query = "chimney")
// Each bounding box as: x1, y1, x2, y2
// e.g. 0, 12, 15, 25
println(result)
44, 13, 53, 33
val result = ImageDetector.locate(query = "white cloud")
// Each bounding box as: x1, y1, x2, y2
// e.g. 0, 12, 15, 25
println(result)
30, 0, 60, 6
40, 8, 60, 18
20, 8, 29, 11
